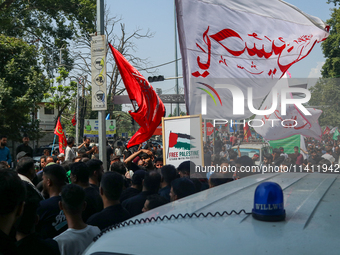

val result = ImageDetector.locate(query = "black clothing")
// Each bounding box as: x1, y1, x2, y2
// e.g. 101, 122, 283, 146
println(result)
107, 145, 114, 158
156, 148, 163, 157
79, 144, 92, 158
204, 152, 212, 167
90, 183, 99, 193
312, 156, 322, 164
36, 196, 67, 239
16, 144, 33, 157
107, 145, 114, 168
16, 233, 60, 255
0, 229, 18, 255
273, 156, 285, 166
215, 140, 223, 154
87, 204, 131, 230
158, 185, 171, 202
120, 187, 140, 203
83, 186, 103, 222
122, 191, 155, 218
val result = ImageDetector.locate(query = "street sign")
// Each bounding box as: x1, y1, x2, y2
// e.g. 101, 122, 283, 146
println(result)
91, 35, 107, 110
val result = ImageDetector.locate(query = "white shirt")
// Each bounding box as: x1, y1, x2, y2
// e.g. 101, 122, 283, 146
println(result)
65, 146, 75, 162
321, 153, 335, 163
54, 225, 100, 255
115, 147, 122, 156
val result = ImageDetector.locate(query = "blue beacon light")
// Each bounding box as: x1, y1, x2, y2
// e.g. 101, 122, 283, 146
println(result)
252, 182, 286, 222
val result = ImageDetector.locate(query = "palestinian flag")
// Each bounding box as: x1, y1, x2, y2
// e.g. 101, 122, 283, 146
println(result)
169, 132, 195, 150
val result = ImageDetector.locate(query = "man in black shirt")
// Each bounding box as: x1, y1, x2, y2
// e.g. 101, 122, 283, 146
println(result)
0, 169, 26, 255
106, 141, 114, 170
120, 170, 146, 203
204, 146, 212, 167
122, 171, 161, 218
70, 162, 103, 222
87, 172, 130, 230
16, 134, 33, 157
170, 178, 196, 202
16, 182, 59, 255
86, 159, 104, 192
159, 165, 177, 202
79, 138, 96, 158
36, 164, 68, 239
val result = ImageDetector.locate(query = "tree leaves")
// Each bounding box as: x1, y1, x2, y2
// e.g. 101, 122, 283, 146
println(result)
0, 34, 48, 140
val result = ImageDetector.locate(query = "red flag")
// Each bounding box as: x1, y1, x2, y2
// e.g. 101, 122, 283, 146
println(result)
71, 113, 76, 126
54, 117, 67, 154
109, 44, 165, 148
244, 122, 251, 142
323, 126, 330, 135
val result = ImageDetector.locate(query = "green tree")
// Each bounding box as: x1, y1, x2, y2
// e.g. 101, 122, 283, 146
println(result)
70, 11, 154, 117
0, 34, 48, 140
0, 0, 96, 74
0, 0, 97, 140
43, 66, 78, 126
320, 4, 340, 77
309, 1, 340, 126
309, 78, 340, 126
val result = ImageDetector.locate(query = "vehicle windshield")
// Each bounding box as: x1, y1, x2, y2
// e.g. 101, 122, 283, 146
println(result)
234, 148, 260, 158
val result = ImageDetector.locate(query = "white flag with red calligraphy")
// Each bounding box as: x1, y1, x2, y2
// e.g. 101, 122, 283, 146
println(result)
253, 76, 322, 140
176, 0, 329, 119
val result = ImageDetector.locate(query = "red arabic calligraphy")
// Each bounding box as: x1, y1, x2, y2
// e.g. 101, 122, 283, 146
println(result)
237, 64, 263, 75
219, 56, 228, 67
192, 27, 313, 78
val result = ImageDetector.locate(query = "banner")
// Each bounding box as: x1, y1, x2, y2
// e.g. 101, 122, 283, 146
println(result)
163, 115, 204, 168
253, 75, 322, 140
268, 135, 301, 155
176, 0, 329, 119
84, 119, 116, 137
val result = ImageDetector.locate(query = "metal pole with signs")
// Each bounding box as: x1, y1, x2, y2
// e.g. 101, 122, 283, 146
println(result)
76, 81, 79, 147
92, 0, 107, 171
91, 35, 107, 111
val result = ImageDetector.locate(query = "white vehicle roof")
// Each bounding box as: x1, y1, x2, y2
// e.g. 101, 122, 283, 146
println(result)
84, 173, 340, 255
232, 142, 270, 150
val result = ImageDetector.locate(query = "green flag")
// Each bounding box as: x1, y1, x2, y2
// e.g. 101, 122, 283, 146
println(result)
268, 135, 301, 154
333, 129, 339, 140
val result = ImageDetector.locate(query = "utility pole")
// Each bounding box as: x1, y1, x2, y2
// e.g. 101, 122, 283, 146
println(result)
76, 78, 80, 147
174, 1, 179, 116
96, 0, 107, 170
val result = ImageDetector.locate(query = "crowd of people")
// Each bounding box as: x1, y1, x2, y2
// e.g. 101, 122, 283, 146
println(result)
203, 131, 340, 174
0, 133, 232, 255
0, 131, 339, 255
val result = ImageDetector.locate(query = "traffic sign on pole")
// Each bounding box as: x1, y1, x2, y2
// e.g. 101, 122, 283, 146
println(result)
91, 35, 107, 111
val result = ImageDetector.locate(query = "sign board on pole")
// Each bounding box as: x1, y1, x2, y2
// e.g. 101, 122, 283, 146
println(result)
162, 115, 204, 168
91, 35, 107, 110
84, 119, 116, 137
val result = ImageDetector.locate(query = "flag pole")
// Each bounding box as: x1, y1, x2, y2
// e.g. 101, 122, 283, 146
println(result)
167, 131, 171, 159
51, 134, 56, 156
